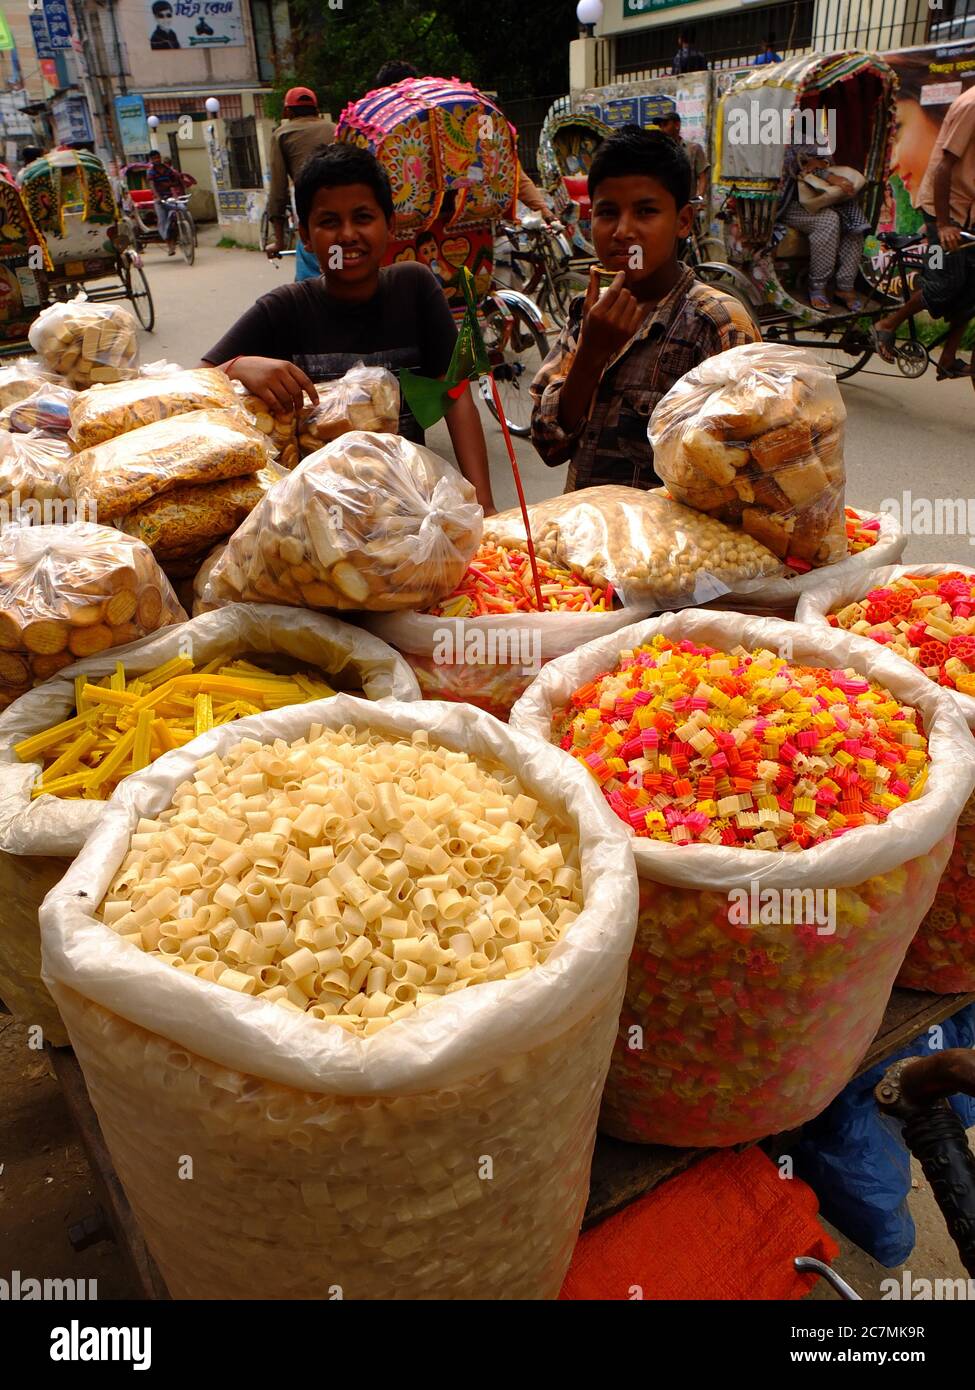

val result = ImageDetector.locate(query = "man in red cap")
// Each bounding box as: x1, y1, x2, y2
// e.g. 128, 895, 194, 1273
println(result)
266, 86, 335, 277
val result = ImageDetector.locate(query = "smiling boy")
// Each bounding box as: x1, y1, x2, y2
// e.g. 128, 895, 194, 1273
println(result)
202, 144, 495, 511
531, 127, 758, 492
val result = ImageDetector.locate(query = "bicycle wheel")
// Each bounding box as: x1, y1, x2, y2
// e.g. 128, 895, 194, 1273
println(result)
773, 317, 874, 380
123, 253, 155, 331
260, 205, 270, 251
177, 211, 195, 266
549, 268, 588, 326
481, 299, 549, 436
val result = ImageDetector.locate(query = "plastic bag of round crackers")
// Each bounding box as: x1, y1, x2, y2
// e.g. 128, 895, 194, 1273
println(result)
0, 523, 185, 705
482, 485, 784, 610
650, 342, 847, 570
200, 431, 483, 613
298, 364, 399, 458
28, 297, 140, 390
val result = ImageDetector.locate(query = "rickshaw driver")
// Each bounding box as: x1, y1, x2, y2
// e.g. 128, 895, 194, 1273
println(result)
146, 149, 185, 256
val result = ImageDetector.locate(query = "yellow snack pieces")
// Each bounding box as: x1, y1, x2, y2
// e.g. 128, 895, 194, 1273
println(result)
16, 656, 343, 800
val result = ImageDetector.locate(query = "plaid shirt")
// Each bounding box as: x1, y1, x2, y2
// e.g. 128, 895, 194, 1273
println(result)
530, 268, 760, 492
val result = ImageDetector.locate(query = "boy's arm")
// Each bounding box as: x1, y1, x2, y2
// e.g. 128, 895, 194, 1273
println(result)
445, 385, 496, 515
531, 269, 646, 465
199, 300, 318, 412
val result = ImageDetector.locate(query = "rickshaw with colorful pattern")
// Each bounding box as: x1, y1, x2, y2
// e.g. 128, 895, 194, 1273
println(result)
18, 148, 155, 333
698, 51, 900, 379
0, 162, 52, 355
337, 76, 551, 435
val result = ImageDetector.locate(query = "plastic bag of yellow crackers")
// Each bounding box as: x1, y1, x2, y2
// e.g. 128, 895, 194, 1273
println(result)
298, 364, 399, 457
200, 431, 482, 613
510, 610, 975, 1147
118, 466, 285, 561
39, 696, 637, 1298
28, 298, 139, 390
68, 367, 242, 450
0, 522, 185, 705
67, 409, 274, 522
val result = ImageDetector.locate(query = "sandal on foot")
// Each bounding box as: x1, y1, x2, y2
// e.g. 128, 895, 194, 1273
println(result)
936, 357, 971, 380
871, 326, 897, 363
836, 292, 865, 312
809, 291, 831, 312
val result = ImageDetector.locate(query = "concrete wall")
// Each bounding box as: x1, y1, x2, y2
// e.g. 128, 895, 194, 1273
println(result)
98, 0, 262, 93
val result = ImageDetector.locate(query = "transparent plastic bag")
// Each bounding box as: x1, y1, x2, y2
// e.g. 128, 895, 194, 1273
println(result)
0, 357, 57, 410
483, 485, 784, 609
298, 364, 400, 458
40, 696, 636, 1298
0, 431, 73, 511
0, 381, 78, 435
68, 408, 274, 522
0, 522, 185, 703
201, 431, 483, 613
69, 367, 242, 450
238, 388, 299, 470
510, 610, 975, 1146
650, 342, 847, 569
28, 297, 140, 389
119, 466, 284, 561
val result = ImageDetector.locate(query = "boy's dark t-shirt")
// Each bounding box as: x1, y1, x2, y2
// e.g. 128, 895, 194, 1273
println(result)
203, 261, 457, 443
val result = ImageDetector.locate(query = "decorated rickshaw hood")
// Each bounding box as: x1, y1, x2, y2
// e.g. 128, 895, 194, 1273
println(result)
336, 76, 519, 237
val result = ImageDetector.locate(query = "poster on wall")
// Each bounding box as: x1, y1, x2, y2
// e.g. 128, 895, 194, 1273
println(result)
147, 0, 245, 50
114, 94, 151, 160
880, 41, 975, 236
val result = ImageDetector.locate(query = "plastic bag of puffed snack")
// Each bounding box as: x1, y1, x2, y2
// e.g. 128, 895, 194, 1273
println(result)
0, 358, 58, 410
298, 364, 400, 458
67, 409, 274, 522
650, 342, 847, 570
483, 485, 784, 609
200, 431, 482, 612
0, 431, 73, 513
0, 522, 185, 704
28, 297, 140, 390
0, 382, 77, 435
119, 466, 285, 561
68, 367, 242, 450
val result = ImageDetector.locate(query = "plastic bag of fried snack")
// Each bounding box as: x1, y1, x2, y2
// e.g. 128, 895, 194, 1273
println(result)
298, 364, 399, 458
68, 367, 242, 450
0, 523, 186, 704
28, 299, 140, 390
119, 465, 285, 561
483, 485, 784, 609
0, 432, 74, 514
649, 343, 847, 570
237, 389, 299, 469
200, 431, 483, 612
0, 359, 58, 411
0, 382, 77, 435
67, 409, 274, 523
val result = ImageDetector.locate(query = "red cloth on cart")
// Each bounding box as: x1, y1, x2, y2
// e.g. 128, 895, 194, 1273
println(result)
559, 1147, 840, 1300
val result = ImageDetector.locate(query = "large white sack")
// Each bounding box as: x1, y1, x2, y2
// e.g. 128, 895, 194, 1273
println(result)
40, 696, 637, 1298
510, 610, 975, 1146
797, 562, 975, 994
0, 605, 418, 1046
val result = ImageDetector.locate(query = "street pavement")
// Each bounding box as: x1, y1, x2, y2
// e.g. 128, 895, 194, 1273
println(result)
134, 226, 975, 557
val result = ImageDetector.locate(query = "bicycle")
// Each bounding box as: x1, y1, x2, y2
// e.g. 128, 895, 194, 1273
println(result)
763, 229, 975, 381
494, 214, 592, 329
261, 205, 297, 255
122, 192, 196, 266
681, 195, 727, 270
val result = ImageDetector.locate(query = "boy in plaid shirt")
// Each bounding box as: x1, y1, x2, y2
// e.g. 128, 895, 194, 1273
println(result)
531, 127, 759, 492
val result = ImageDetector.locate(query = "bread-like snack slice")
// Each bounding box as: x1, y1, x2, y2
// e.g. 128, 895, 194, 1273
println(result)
672, 481, 740, 512
750, 421, 815, 473
742, 507, 793, 559
774, 456, 830, 509
681, 426, 747, 484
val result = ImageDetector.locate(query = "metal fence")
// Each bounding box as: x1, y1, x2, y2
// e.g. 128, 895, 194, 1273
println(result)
614, 0, 975, 80
503, 93, 564, 177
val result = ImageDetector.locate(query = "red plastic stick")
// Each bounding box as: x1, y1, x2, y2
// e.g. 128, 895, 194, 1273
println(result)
486, 372, 544, 612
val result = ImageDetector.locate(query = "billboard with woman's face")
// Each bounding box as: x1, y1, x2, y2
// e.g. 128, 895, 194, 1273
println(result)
883, 42, 975, 232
